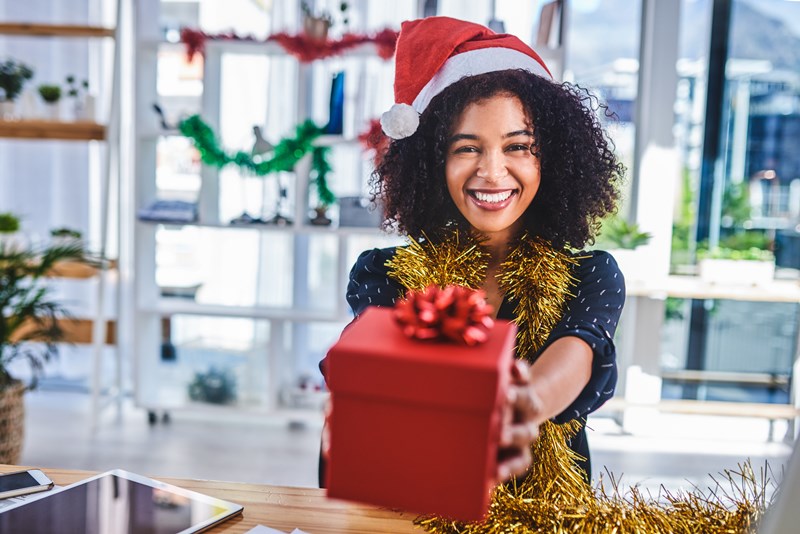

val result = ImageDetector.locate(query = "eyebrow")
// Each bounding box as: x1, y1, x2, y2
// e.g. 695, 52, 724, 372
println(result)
448, 130, 534, 143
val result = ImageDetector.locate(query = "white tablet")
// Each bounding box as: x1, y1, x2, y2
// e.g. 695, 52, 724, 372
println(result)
0, 468, 243, 534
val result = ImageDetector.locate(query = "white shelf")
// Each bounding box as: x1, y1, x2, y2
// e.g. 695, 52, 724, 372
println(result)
145, 219, 385, 236
132, 2, 399, 416
144, 298, 350, 322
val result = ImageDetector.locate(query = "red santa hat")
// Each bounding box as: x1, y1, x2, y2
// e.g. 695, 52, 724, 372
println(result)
380, 16, 552, 140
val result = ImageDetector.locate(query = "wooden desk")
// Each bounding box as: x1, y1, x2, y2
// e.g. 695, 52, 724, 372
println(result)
0, 465, 419, 533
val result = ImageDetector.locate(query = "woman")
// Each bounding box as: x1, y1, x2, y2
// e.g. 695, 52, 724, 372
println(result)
322, 13, 623, 507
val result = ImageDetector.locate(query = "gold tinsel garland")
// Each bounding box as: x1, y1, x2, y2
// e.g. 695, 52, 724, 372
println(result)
386, 232, 490, 292
496, 235, 580, 360
385, 232, 771, 534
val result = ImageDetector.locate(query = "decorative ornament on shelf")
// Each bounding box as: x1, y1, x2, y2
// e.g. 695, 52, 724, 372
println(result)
300, 1, 333, 41
179, 27, 399, 63
0, 59, 34, 119
250, 125, 274, 156
65, 75, 93, 121
187, 367, 237, 405
394, 285, 494, 345
0, 212, 25, 252
37, 84, 62, 120
49, 227, 84, 250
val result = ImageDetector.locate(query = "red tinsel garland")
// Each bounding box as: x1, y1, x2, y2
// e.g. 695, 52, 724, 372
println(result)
180, 27, 398, 63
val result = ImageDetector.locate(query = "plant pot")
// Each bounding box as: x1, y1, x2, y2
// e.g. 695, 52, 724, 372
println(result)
0, 100, 17, 120
43, 101, 61, 121
0, 381, 26, 464
309, 206, 332, 226
698, 258, 776, 286
0, 232, 28, 252
303, 16, 330, 41
73, 94, 95, 121
50, 235, 84, 250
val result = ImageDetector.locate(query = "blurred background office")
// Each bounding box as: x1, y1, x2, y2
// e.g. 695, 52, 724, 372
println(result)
0, 0, 798, 494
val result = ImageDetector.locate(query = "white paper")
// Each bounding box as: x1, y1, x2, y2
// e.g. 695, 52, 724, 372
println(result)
244, 526, 310, 534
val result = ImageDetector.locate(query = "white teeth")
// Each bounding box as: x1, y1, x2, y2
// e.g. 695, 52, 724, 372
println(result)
474, 190, 512, 203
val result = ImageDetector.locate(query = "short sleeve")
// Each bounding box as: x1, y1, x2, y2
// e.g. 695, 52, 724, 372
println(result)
345, 247, 406, 316
547, 251, 626, 423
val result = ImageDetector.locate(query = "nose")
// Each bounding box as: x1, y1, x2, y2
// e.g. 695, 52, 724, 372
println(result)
476, 149, 508, 182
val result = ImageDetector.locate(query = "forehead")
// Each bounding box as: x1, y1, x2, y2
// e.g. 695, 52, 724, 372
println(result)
454, 94, 531, 129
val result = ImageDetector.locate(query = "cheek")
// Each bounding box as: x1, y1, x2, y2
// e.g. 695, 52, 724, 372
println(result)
444, 161, 468, 196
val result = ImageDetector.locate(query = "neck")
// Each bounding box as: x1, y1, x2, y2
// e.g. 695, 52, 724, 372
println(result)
476, 226, 521, 266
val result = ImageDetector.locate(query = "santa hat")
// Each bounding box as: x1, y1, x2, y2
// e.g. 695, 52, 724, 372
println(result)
380, 16, 552, 140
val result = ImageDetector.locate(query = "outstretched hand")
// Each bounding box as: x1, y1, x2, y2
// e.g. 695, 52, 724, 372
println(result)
496, 359, 546, 482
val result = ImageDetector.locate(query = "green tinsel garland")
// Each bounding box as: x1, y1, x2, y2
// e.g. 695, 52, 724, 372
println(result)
179, 114, 336, 206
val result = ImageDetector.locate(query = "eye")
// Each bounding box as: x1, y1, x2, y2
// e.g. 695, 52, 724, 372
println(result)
452, 145, 479, 154
506, 143, 530, 152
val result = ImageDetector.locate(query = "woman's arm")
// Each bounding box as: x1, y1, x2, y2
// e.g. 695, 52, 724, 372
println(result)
528, 336, 593, 419
496, 337, 592, 480
496, 251, 624, 481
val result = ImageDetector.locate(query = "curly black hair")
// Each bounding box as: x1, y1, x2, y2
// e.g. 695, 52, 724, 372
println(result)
373, 69, 624, 250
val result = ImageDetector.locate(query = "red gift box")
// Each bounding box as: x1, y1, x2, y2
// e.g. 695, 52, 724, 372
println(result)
325, 306, 516, 521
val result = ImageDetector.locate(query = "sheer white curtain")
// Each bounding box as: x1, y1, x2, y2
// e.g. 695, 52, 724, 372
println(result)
0, 0, 114, 252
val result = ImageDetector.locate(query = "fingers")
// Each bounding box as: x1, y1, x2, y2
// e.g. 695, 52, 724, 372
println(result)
510, 358, 531, 384
496, 361, 542, 482
496, 444, 532, 481
321, 400, 332, 460
500, 386, 541, 447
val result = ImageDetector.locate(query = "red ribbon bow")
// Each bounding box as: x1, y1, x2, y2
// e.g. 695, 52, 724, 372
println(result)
393, 285, 495, 345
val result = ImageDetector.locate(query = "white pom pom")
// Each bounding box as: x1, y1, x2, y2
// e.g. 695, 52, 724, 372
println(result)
380, 103, 420, 140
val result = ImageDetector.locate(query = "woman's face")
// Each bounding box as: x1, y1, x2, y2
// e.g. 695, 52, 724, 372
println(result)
445, 94, 540, 245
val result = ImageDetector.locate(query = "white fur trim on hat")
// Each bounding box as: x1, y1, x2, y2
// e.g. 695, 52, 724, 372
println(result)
380, 103, 420, 140
412, 48, 551, 114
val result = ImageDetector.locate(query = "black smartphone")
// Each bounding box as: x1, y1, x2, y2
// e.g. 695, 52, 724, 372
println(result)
0, 469, 54, 500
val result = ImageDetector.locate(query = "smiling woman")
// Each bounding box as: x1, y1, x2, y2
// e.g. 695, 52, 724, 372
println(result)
320, 15, 626, 533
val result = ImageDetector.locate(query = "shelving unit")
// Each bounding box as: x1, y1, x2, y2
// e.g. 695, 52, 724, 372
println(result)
0, 16, 121, 428
130, 1, 405, 420
0, 120, 106, 141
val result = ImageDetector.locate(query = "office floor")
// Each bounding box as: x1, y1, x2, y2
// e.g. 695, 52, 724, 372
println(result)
19, 389, 795, 500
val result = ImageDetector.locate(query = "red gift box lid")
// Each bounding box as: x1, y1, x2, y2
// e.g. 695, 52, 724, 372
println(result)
327, 307, 516, 413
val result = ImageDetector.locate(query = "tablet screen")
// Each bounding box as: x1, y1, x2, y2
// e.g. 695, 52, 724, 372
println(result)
0, 469, 243, 534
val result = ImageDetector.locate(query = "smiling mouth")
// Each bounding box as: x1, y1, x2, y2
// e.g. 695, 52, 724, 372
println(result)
469, 189, 516, 203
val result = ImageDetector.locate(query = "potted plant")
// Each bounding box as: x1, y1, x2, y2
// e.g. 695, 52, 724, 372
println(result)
0, 212, 25, 252
595, 215, 652, 282
697, 246, 775, 286
50, 227, 83, 249
0, 59, 34, 118
301, 2, 333, 41
308, 147, 336, 226
0, 240, 90, 463
37, 84, 62, 120
65, 75, 93, 121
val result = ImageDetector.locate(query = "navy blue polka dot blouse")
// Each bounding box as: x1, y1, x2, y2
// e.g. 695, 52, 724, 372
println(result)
335, 247, 626, 478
